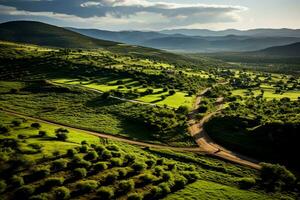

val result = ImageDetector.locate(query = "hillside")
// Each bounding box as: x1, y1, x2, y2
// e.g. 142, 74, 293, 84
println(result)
0, 21, 117, 48
0, 21, 225, 68
254, 42, 300, 57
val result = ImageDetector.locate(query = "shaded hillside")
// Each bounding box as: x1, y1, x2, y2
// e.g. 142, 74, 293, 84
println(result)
254, 42, 300, 57
0, 21, 117, 48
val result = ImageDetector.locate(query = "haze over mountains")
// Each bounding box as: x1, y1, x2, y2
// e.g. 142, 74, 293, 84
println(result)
0, 20, 299, 59
68, 27, 300, 53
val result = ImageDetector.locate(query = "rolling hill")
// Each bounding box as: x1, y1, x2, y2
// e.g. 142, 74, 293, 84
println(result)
66, 27, 300, 53
0, 21, 118, 48
254, 42, 300, 57
0, 20, 224, 68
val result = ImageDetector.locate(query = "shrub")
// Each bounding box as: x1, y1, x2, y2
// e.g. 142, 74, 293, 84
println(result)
94, 145, 105, 154
181, 171, 199, 183
0, 180, 7, 193
106, 145, 119, 151
31, 167, 50, 180
156, 158, 164, 165
167, 163, 176, 171
101, 150, 112, 160
73, 168, 87, 178
110, 158, 123, 167
78, 145, 88, 153
0, 125, 10, 134
31, 123, 41, 129
56, 132, 68, 141
238, 177, 256, 189
127, 193, 143, 200
15, 185, 35, 198
44, 177, 64, 188
174, 176, 187, 190
111, 151, 121, 158
81, 140, 88, 145
66, 149, 77, 157
162, 172, 173, 181
51, 158, 68, 171
11, 175, 24, 188
84, 151, 98, 161
153, 166, 164, 176
176, 106, 189, 115
38, 131, 47, 137
53, 186, 70, 200
12, 120, 22, 127
131, 162, 147, 172
118, 180, 134, 194
117, 168, 129, 178
260, 163, 296, 191
104, 172, 119, 184
198, 105, 208, 113
76, 180, 98, 193
71, 158, 91, 169
146, 186, 162, 199
55, 128, 69, 134
169, 90, 176, 95
158, 182, 171, 195
145, 159, 156, 169
124, 154, 135, 164
96, 186, 114, 199
94, 162, 108, 171
139, 173, 156, 185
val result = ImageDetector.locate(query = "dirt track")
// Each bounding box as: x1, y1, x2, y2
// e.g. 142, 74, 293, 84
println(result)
0, 85, 261, 169
188, 90, 261, 169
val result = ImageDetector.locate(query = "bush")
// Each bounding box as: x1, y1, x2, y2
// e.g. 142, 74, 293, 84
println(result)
118, 180, 134, 194
71, 157, 91, 169
158, 182, 171, 195
162, 172, 173, 181
131, 162, 147, 172
84, 151, 98, 161
117, 168, 129, 178
104, 172, 119, 184
53, 186, 70, 200
174, 176, 187, 190
31, 123, 41, 129
94, 162, 108, 172
145, 159, 156, 169
146, 186, 162, 199
73, 168, 87, 178
0, 180, 7, 193
56, 132, 68, 141
167, 163, 176, 171
96, 186, 114, 199
51, 159, 68, 171
111, 151, 121, 158
94, 145, 105, 154
76, 180, 98, 193
181, 171, 199, 183
153, 166, 164, 176
12, 120, 22, 127
15, 185, 35, 198
198, 105, 208, 113
106, 145, 119, 151
176, 106, 189, 115
30, 167, 50, 180
238, 177, 256, 189
139, 173, 156, 185
79, 145, 88, 153
127, 193, 143, 200
44, 177, 64, 188
38, 131, 47, 137
66, 149, 77, 157
156, 158, 164, 165
101, 150, 112, 160
169, 90, 176, 95
11, 175, 24, 188
0, 125, 10, 134
110, 158, 123, 167
55, 128, 69, 134
260, 163, 296, 191
124, 154, 135, 164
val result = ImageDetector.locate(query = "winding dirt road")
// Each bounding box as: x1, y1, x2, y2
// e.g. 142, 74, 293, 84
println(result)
1, 85, 261, 169
188, 90, 261, 169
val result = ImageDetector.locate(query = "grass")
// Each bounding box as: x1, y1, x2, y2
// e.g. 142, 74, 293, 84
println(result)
164, 180, 277, 200
53, 78, 195, 108
231, 88, 300, 101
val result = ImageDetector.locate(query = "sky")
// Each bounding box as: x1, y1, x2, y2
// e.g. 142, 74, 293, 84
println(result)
0, 0, 299, 31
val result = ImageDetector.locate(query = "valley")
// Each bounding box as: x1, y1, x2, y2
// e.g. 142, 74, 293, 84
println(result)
0, 20, 299, 200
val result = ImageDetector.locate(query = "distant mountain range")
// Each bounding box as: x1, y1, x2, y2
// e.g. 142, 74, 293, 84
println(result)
252, 42, 300, 57
160, 28, 300, 37
68, 27, 300, 53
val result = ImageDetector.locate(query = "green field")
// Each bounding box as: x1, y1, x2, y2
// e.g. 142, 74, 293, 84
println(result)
231, 88, 300, 100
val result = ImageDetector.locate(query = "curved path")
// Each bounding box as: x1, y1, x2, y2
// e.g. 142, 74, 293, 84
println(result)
1, 108, 200, 152
188, 90, 261, 169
